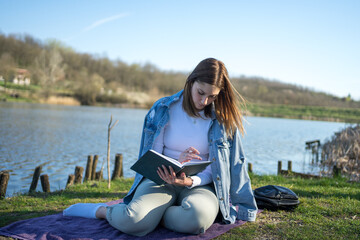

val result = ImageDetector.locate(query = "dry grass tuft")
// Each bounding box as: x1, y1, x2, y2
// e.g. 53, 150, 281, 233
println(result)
321, 125, 360, 181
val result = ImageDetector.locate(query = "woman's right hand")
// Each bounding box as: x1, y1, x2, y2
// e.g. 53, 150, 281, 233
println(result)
179, 147, 202, 163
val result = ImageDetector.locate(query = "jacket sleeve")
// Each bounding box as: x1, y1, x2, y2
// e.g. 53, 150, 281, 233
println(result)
137, 98, 162, 158
229, 129, 258, 221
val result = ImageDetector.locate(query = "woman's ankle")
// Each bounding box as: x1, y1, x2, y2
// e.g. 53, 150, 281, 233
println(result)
63, 203, 107, 219
95, 206, 107, 219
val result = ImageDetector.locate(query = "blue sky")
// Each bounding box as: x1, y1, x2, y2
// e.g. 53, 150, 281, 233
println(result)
1, 0, 359, 100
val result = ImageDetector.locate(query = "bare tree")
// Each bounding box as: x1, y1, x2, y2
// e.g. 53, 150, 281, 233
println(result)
107, 115, 118, 189
0, 53, 16, 91
34, 48, 65, 97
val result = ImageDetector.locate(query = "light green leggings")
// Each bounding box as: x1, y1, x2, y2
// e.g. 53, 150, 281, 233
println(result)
106, 178, 219, 237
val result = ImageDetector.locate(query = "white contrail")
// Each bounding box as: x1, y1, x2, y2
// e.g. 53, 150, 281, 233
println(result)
64, 13, 130, 41
83, 13, 130, 32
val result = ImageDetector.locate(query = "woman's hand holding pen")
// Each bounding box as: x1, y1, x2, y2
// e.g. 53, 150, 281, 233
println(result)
178, 147, 202, 163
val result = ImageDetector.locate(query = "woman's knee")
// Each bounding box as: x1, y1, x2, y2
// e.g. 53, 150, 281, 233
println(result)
106, 204, 158, 236
108, 179, 176, 236
163, 198, 219, 234
185, 200, 219, 233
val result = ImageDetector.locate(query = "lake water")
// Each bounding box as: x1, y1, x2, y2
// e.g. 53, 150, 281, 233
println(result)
0, 102, 347, 197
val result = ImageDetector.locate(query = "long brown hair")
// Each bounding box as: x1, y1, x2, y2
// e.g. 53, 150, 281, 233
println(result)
183, 58, 246, 137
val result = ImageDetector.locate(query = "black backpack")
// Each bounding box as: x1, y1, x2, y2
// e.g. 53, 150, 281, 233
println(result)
254, 185, 300, 210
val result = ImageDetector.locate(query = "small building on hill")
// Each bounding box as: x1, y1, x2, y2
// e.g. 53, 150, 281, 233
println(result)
12, 68, 31, 85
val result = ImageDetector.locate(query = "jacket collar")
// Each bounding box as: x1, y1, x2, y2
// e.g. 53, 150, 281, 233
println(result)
159, 90, 183, 107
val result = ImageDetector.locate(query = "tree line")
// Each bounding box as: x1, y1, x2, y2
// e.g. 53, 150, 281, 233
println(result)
0, 33, 359, 108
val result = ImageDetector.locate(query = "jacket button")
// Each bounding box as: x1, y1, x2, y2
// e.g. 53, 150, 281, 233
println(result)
219, 197, 224, 201
216, 177, 220, 181
212, 158, 216, 161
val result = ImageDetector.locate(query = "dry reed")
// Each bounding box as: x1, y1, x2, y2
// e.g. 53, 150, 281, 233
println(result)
321, 124, 360, 181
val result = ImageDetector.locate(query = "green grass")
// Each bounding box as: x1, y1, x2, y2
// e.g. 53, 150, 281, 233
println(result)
0, 81, 39, 103
214, 174, 360, 240
1, 175, 359, 239
0, 92, 33, 103
248, 103, 360, 123
0, 81, 41, 91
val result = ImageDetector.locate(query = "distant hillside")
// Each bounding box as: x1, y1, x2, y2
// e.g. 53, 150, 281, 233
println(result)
1, 33, 359, 109
232, 77, 359, 108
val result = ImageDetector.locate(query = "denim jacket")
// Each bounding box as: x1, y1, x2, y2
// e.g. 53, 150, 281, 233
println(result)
123, 90, 258, 223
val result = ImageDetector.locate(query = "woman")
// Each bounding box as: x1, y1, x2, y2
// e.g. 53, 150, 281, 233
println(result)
63, 58, 258, 236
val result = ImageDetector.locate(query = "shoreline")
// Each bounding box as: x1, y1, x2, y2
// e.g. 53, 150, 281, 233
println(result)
2, 96, 359, 123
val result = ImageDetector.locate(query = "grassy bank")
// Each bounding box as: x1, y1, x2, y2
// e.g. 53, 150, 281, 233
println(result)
0, 175, 359, 239
2, 91, 360, 124
219, 174, 360, 240
2, 81, 360, 123
0, 82, 38, 103
247, 103, 360, 123
2, 83, 360, 124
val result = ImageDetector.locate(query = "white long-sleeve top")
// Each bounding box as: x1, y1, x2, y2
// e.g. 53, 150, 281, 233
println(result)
152, 96, 213, 188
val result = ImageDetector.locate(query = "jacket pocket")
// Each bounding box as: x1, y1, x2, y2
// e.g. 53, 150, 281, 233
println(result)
215, 138, 232, 162
143, 121, 156, 148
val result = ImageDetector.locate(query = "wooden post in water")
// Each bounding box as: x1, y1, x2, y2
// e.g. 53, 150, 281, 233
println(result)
74, 166, 84, 184
288, 161, 292, 172
277, 161, 282, 175
29, 166, 42, 192
66, 174, 75, 188
306, 140, 321, 164
112, 154, 123, 180
95, 171, 103, 180
0, 172, 10, 199
305, 140, 320, 149
84, 155, 93, 182
119, 154, 124, 178
91, 155, 99, 180
248, 163, 253, 173
40, 174, 50, 192
333, 165, 341, 178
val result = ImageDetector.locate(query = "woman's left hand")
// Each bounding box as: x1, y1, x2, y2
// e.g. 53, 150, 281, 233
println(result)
157, 165, 193, 187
